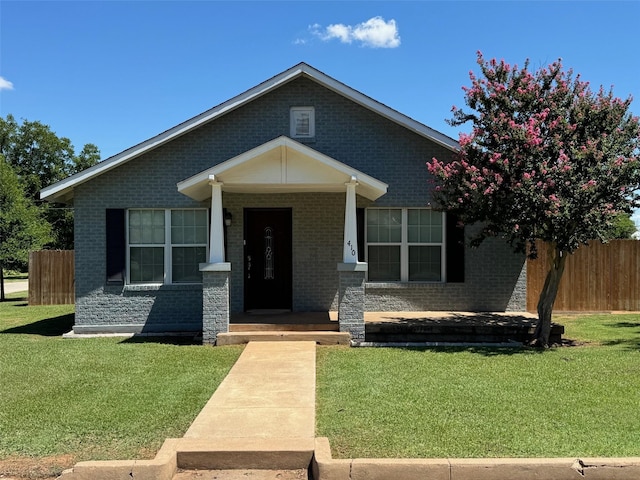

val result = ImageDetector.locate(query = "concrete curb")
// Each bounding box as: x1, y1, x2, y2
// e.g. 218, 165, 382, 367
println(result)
60, 438, 179, 480
58, 436, 640, 480
312, 438, 640, 480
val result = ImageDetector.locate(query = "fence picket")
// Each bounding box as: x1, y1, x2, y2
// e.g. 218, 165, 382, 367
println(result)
527, 240, 640, 312
28, 250, 74, 305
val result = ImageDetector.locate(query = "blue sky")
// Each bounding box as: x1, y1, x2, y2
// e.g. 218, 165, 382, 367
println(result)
2, 0, 639, 159
1, 2, 639, 175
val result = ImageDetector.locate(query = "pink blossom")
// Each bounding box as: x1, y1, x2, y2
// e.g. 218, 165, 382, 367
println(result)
459, 133, 473, 147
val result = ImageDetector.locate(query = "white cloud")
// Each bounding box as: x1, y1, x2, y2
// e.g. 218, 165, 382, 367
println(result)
310, 16, 400, 49
326, 23, 352, 44
0, 76, 14, 90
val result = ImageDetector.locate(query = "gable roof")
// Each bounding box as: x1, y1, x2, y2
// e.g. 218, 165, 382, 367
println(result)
178, 136, 388, 201
41, 62, 459, 203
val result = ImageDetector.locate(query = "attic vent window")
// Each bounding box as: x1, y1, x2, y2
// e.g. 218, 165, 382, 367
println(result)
290, 107, 315, 138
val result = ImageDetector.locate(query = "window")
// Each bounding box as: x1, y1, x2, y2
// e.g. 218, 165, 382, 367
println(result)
290, 106, 315, 138
127, 209, 208, 284
366, 208, 445, 282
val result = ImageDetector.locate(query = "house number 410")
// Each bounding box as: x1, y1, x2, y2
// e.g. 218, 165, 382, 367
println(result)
346, 240, 356, 257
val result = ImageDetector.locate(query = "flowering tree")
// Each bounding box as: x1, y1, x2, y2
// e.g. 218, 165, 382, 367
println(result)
427, 52, 640, 347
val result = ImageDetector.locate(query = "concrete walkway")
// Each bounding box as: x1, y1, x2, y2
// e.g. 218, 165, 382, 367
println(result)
3, 280, 28, 294
178, 341, 316, 471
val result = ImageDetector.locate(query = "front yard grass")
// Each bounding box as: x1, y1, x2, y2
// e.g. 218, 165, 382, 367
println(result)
316, 313, 640, 459
3, 291, 640, 473
0, 294, 243, 467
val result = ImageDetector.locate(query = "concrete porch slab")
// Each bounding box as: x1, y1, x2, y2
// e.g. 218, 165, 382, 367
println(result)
216, 331, 350, 345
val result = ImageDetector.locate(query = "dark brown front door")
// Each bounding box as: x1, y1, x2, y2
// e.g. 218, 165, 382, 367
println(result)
244, 208, 292, 311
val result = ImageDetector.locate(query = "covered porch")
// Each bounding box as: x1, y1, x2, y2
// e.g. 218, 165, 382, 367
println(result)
177, 136, 388, 345
213, 310, 561, 346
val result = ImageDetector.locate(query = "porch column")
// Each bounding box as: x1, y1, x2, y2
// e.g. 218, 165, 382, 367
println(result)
199, 174, 231, 345
338, 176, 367, 344
343, 176, 359, 263
337, 264, 367, 344
201, 268, 230, 345
208, 175, 225, 263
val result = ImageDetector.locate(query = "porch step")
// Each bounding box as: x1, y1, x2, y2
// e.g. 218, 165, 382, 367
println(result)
174, 437, 314, 470
216, 331, 350, 345
230, 323, 338, 332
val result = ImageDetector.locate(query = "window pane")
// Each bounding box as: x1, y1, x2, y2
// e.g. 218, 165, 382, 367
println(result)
184, 227, 195, 244
171, 210, 207, 245
408, 209, 419, 225
184, 210, 195, 226
409, 246, 441, 281
367, 209, 401, 244
172, 246, 206, 283
408, 209, 443, 243
130, 247, 164, 283
408, 225, 419, 243
368, 246, 401, 281
367, 226, 379, 243
171, 226, 184, 244
129, 210, 164, 244
194, 210, 207, 226
171, 210, 183, 227
431, 225, 442, 243
195, 226, 208, 244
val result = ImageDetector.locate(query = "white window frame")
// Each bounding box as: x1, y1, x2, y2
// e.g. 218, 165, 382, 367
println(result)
290, 106, 315, 138
365, 208, 446, 283
126, 208, 209, 285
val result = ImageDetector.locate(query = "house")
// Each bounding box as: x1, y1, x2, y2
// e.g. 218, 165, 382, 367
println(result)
41, 63, 526, 344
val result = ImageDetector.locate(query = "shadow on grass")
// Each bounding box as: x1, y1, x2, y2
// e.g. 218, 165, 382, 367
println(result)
0, 313, 75, 336
391, 345, 546, 357
0, 296, 27, 303
120, 335, 202, 346
602, 321, 640, 349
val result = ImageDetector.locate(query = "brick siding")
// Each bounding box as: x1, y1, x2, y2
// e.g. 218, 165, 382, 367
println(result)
72, 77, 525, 333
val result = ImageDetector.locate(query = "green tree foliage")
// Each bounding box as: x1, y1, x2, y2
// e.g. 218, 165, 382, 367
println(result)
0, 157, 51, 300
428, 53, 640, 346
0, 114, 100, 249
606, 213, 637, 239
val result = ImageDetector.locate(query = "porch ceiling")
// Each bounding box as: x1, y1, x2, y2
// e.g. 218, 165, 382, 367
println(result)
177, 136, 388, 201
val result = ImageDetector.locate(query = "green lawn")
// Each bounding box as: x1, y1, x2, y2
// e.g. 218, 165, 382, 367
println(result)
316, 314, 640, 459
0, 293, 243, 463
2, 292, 640, 466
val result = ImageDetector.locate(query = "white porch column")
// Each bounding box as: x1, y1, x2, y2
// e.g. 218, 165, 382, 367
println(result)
343, 176, 359, 263
208, 174, 225, 264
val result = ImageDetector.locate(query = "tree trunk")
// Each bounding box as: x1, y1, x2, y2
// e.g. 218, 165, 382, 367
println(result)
533, 245, 568, 347
0, 265, 5, 302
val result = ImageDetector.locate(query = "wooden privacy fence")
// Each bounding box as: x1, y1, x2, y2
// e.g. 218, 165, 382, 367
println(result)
28, 250, 74, 305
527, 240, 640, 312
